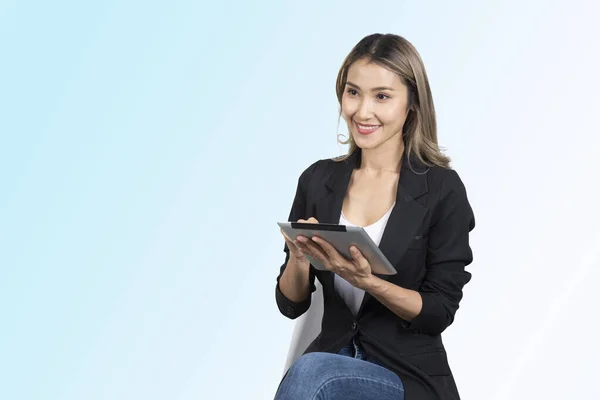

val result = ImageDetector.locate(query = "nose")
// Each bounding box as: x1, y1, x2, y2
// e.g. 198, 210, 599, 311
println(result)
356, 98, 374, 120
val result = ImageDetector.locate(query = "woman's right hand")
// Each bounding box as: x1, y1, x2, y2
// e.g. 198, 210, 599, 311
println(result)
280, 217, 319, 266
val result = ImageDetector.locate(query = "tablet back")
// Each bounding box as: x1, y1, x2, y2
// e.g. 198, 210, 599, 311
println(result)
277, 222, 397, 275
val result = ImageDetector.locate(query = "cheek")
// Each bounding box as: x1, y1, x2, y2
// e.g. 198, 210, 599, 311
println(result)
379, 107, 408, 129
341, 99, 358, 119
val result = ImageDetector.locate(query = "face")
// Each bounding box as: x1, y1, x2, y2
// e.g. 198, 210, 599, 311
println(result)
341, 58, 411, 151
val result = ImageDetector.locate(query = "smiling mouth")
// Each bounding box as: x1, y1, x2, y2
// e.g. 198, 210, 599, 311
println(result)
354, 121, 381, 135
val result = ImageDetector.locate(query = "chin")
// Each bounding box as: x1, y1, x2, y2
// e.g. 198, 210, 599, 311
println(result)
352, 134, 381, 150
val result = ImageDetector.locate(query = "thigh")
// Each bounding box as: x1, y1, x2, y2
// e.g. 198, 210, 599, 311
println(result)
275, 352, 405, 400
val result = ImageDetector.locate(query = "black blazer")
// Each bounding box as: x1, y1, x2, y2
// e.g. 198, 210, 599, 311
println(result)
275, 149, 475, 400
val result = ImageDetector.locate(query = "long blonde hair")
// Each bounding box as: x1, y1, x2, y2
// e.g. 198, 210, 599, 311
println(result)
335, 33, 451, 168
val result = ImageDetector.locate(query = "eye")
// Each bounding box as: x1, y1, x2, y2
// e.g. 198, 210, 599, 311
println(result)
377, 93, 390, 100
346, 89, 358, 96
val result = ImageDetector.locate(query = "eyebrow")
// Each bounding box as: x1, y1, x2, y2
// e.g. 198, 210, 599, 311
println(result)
346, 81, 395, 92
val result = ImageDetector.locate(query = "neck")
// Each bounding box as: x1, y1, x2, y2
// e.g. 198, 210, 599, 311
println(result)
359, 141, 405, 173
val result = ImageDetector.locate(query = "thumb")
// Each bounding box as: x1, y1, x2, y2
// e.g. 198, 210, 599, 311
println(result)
350, 246, 368, 266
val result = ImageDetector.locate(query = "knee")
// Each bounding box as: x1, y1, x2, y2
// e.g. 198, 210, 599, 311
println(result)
275, 353, 335, 399
287, 352, 333, 379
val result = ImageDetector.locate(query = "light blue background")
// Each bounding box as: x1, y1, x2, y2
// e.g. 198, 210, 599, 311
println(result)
1, 1, 599, 399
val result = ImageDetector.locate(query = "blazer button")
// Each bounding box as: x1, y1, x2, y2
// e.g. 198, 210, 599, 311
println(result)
351, 322, 357, 331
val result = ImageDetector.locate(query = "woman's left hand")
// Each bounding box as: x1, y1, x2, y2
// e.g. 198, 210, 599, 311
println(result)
295, 235, 374, 289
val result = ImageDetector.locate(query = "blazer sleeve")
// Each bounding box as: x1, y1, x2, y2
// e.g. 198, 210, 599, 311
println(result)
275, 162, 319, 319
407, 169, 475, 335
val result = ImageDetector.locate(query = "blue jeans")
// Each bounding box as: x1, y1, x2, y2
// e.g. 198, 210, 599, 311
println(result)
274, 338, 405, 399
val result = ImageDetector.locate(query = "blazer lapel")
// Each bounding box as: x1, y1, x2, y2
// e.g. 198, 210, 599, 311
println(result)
314, 151, 360, 224
313, 151, 360, 288
377, 154, 429, 277
316, 150, 429, 268
357, 153, 429, 316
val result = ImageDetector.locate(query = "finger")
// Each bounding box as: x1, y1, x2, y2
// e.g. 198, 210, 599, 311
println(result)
298, 238, 328, 262
294, 236, 313, 253
281, 232, 296, 247
294, 236, 310, 247
296, 218, 318, 224
311, 236, 342, 260
349, 246, 370, 269
294, 241, 313, 257
280, 229, 293, 242
281, 231, 304, 256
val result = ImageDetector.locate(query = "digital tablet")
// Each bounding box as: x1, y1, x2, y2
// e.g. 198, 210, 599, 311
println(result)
277, 222, 397, 275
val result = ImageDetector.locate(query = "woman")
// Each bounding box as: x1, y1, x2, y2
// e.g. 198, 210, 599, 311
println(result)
274, 33, 475, 400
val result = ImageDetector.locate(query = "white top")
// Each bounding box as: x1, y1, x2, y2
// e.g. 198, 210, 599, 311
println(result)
333, 204, 395, 315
